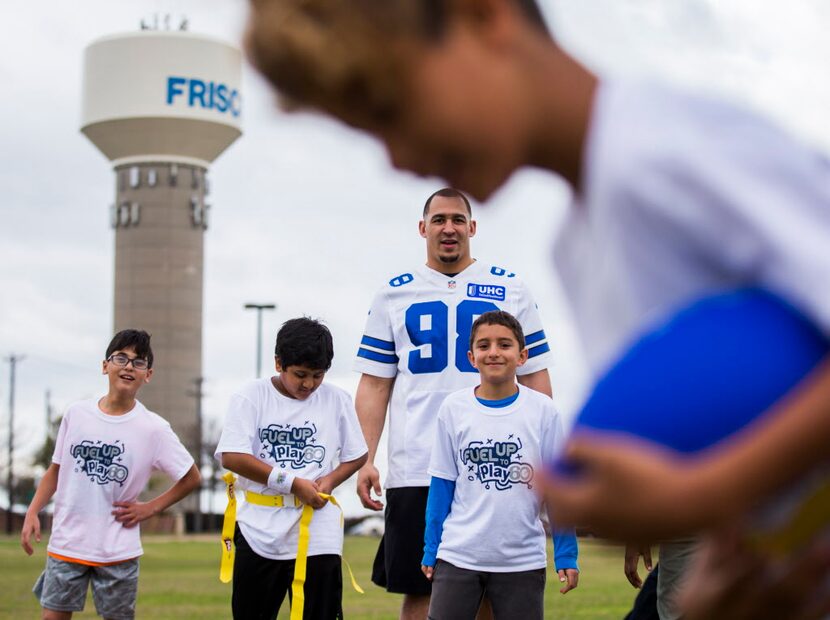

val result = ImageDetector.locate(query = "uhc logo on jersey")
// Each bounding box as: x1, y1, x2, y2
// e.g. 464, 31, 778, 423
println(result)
467, 283, 506, 301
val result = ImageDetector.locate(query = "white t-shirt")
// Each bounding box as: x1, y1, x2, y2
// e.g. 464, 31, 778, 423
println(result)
354, 260, 552, 488
555, 79, 830, 378
215, 379, 368, 560
48, 399, 194, 564
428, 387, 566, 572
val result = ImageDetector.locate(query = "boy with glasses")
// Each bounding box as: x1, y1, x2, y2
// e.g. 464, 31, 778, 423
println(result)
21, 329, 200, 620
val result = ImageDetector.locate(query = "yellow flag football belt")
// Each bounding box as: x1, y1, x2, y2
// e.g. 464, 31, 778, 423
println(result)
219, 474, 364, 620
748, 477, 830, 558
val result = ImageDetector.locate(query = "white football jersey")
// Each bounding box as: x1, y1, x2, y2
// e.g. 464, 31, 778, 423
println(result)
354, 260, 552, 488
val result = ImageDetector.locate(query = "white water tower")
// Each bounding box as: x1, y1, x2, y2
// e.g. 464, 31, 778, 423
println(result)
81, 26, 242, 470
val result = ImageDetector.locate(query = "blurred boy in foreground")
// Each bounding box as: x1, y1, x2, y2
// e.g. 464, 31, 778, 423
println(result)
242, 1, 830, 617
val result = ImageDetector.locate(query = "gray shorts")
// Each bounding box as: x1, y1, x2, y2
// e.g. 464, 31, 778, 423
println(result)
657, 538, 700, 620
33, 555, 139, 619
428, 559, 546, 620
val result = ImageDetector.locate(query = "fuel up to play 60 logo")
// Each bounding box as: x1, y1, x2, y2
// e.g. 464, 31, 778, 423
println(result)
460, 436, 534, 491
71, 440, 130, 486
166, 76, 241, 118
259, 423, 326, 469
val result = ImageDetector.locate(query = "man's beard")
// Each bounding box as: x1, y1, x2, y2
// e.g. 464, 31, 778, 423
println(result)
439, 253, 461, 264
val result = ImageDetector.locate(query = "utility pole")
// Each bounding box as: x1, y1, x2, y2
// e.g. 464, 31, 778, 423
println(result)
243, 303, 276, 378
45, 389, 53, 434
6, 354, 24, 534
188, 377, 205, 532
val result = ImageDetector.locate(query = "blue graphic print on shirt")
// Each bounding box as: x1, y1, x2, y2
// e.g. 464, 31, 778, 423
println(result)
460, 436, 534, 491
259, 423, 326, 469
71, 440, 129, 486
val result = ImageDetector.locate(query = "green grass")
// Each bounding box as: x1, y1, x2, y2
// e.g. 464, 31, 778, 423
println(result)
2, 535, 636, 618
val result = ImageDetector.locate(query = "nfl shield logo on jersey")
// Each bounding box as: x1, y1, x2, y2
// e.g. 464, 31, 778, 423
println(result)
448, 280, 457, 289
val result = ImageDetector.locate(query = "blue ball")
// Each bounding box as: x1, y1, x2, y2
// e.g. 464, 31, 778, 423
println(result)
569, 288, 829, 455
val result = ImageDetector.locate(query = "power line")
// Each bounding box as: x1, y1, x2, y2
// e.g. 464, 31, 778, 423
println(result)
21, 353, 93, 375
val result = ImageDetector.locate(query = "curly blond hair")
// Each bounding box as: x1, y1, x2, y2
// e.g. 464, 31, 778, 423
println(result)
245, 1, 432, 121
245, 0, 548, 121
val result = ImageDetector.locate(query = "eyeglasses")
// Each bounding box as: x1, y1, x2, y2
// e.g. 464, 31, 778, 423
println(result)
107, 354, 150, 370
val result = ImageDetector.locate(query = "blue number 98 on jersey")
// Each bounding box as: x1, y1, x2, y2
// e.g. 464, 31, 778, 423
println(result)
405, 300, 500, 373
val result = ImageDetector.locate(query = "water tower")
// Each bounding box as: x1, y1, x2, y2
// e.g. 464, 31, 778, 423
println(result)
80, 25, 242, 476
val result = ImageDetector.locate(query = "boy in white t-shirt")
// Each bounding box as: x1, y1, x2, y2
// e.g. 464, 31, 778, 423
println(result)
216, 317, 368, 619
20, 329, 201, 620
421, 310, 578, 620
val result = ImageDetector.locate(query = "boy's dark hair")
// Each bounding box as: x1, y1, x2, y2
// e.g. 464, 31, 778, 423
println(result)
275, 317, 334, 370
106, 329, 154, 368
423, 187, 472, 219
469, 310, 525, 351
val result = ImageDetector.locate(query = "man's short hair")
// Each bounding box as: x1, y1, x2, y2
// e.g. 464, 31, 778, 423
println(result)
106, 329, 154, 368
469, 310, 525, 351
275, 317, 334, 370
245, 0, 549, 121
423, 187, 472, 219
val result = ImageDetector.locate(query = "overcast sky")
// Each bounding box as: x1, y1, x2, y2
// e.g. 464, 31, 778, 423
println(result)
2, 0, 829, 513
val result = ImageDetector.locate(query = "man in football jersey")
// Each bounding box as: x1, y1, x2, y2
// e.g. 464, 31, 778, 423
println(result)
353, 187, 552, 619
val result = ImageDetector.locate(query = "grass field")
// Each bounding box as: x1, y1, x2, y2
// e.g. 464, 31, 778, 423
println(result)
1, 535, 636, 619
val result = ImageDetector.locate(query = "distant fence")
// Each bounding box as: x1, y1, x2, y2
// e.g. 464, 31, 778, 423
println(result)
3, 509, 390, 537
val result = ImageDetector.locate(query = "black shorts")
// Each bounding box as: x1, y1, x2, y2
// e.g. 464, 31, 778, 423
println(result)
232, 526, 343, 619
371, 486, 432, 596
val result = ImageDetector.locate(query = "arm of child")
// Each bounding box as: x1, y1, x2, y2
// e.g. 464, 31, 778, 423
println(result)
112, 464, 201, 528
676, 526, 830, 620
315, 453, 369, 497
547, 504, 579, 594
624, 542, 653, 589
220, 451, 326, 509
421, 476, 455, 580
354, 374, 394, 511
541, 357, 830, 540
21, 463, 60, 555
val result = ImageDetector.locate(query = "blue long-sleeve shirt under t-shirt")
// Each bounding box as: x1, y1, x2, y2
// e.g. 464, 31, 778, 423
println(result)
422, 392, 579, 572
422, 476, 579, 570
422, 476, 455, 568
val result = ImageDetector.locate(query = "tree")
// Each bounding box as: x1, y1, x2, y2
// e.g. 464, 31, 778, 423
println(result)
33, 416, 61, 472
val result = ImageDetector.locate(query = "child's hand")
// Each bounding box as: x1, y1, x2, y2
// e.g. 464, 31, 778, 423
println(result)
316, 474, 334, 496
20, 512, 41, 555
291, 478, 326, 509
558, 568, 579, 594
678, 526, 830, 620
624, 543, 653, 588
421, 564, 434, 581
112, 501, 159, 528
541, 435, 702, 540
